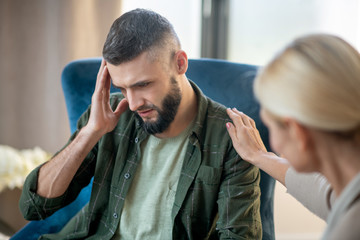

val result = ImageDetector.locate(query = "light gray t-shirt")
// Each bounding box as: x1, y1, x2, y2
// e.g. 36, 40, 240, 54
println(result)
116, 123, 194, 239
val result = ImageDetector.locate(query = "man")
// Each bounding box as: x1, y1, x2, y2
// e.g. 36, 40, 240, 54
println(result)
20, 8, 261, 239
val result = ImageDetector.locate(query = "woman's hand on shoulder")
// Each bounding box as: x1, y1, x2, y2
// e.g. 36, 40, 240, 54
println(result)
226, 108, 267, 167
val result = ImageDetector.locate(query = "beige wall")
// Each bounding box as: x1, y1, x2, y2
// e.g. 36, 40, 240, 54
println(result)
0, 0, 122, 234
0, 0, 122, 154
275, 182, 326, 240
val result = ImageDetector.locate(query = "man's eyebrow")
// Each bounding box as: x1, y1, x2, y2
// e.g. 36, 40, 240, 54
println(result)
112, 83, 123, 90
130, 80, 149, 88
113, 80, 151, 90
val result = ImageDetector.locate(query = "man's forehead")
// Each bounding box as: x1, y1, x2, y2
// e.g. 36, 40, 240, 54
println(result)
107, 61, 164, 88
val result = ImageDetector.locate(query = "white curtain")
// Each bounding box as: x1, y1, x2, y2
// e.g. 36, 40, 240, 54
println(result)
0, 0, 122, 153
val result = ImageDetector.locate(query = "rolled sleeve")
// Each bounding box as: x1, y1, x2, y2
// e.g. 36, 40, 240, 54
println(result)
19, 107, 97, 221
19, 165, 69, 220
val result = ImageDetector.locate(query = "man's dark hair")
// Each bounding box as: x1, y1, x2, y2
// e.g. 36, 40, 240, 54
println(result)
103, 8, 180, 65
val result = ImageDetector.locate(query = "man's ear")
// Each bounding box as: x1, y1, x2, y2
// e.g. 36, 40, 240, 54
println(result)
285, 118, 313, 152
174, 50, 188, 74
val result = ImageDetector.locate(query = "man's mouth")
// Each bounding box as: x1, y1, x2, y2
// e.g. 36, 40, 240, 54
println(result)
137, 109, 155, 118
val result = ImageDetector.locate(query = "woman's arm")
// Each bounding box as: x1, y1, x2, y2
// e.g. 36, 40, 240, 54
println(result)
285, 168, 334, 220
226, 108, 334, 220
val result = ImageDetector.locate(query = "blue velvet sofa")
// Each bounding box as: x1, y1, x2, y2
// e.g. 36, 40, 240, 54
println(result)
12, 58, 275, 240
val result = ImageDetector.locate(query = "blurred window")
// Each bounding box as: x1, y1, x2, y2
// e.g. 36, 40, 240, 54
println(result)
227, 0, 360, 65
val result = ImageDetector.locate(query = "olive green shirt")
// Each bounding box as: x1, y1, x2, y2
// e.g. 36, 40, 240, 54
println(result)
20, 81, 262, 239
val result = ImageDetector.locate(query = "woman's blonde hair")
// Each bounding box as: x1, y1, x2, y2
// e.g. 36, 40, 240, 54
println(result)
254, 34, 360, 134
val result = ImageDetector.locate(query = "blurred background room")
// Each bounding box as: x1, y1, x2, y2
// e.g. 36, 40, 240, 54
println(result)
0, 0, 359, 239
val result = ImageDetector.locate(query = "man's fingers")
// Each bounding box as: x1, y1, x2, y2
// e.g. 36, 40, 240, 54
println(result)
95, 59, 106, 91
97, 59, 106, 79
96, 65, 110, 101
95, 67, 107, 95
100, 65, 109, 89
102, 66, 111, 100
114, 98, 129, 117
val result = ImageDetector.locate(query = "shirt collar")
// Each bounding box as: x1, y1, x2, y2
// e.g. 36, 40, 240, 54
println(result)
187, 80, 209, 144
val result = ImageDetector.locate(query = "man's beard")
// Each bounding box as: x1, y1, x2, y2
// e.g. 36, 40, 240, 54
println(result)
135, 77, 182, 135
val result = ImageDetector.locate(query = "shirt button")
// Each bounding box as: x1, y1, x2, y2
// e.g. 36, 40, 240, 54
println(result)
135, 137, 139, 143
113, 213, 118, 219
124, 173, 131, 179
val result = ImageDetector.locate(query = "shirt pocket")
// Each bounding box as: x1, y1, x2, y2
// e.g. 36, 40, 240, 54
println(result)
182, 165, 222, 218
195, 165, 222, 185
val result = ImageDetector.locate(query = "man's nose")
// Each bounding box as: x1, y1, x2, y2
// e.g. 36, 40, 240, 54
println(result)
126, 91, 144, 112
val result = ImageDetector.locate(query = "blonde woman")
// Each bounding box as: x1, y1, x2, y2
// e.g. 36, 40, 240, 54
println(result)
226, 34, 360, 239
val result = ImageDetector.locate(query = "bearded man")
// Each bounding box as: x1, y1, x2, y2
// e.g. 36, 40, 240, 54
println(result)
19, 8, 261, 240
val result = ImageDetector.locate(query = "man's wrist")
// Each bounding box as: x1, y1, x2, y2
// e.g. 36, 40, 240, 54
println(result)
80, 125, 105, 142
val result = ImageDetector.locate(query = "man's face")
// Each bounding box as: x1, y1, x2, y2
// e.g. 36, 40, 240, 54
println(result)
134, 77, 181, 134
107, 51, 182, 135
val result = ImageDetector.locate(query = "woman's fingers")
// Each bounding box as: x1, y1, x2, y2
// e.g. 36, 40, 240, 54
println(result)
226, 121, 237, 141
226, 107, 267, 153
226, 108, 246, 128
231, 108, 256, 128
